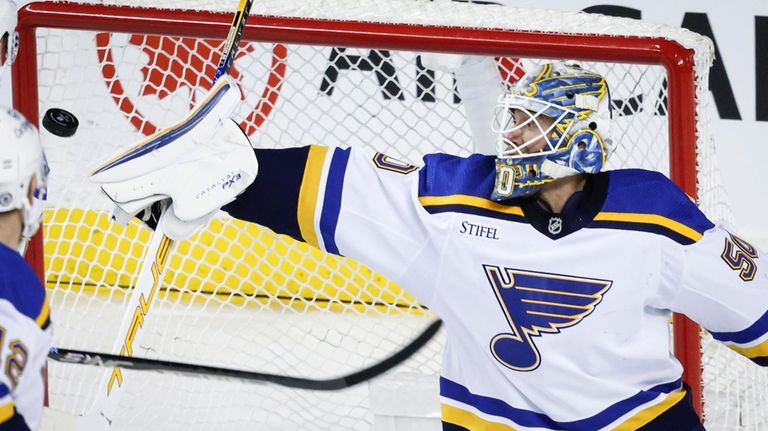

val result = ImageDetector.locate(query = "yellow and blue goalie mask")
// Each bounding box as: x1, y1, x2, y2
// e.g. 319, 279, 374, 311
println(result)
490, 62, 613, 201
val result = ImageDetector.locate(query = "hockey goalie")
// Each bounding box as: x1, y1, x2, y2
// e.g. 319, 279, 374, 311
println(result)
91, 64, 768, 430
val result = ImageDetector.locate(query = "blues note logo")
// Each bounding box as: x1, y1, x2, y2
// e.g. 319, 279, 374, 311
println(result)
484, 265, 612, 371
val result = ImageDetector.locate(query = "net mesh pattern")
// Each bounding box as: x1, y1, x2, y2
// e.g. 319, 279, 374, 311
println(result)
20, 1, 763, 430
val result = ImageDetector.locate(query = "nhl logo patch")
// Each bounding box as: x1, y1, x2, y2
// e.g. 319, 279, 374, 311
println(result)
548, 217, 563, 235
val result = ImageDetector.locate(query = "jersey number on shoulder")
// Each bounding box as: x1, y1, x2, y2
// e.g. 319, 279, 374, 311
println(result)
372, 153, 418, 174
721, 233, 759, 282
483, 265, 612, 371
0, 325, 28, 388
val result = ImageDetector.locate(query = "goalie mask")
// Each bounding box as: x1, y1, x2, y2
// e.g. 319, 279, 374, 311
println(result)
490, 62, 613, 201
0, 0, 17, 68
0, 106, 49, 254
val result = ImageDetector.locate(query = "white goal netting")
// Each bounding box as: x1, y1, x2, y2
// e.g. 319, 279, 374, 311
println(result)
12, 0, 765, 429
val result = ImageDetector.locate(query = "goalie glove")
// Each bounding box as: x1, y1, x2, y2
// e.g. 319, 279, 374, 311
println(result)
89, 76, 258, 240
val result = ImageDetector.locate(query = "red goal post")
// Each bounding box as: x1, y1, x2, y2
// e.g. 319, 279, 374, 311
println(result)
12, 0, 742, 428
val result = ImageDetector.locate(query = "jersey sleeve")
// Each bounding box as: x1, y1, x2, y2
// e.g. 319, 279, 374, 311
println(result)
624, 171, 768, 366
454, 56, 504, 155
222, 145, 446, 304
0, 389, 31, 431
659, 225, 768, 365
0, 248, 53, 431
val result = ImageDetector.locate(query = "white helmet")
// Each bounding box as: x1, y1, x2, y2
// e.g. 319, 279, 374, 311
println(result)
0, 0, 17, 67
0, 106, 48, 253
490, 62, 613, 200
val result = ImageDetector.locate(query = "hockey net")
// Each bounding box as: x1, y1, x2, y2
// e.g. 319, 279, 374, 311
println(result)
13, 0, 764, 429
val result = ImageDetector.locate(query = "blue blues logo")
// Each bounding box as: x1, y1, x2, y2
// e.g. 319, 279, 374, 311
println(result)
484, 265, 612, 371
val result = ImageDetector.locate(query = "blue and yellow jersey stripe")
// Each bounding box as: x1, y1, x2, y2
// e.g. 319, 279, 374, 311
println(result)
0, 403, 13, 425
591, 211, 704, 244
595, 169, 713, 245
725, 339, 768, 365
35, 296, 51, 330
710, 310, 768, 365
440, 377, 691, 430
0, 386, 14, 424
223, 145, 350, 256
419, 194, 526, 223
297, 145, 329, 249
0, 244, 50, 330
317, 148, 349, 254
296, 146, 350, 254
416, 154, 712, 245
418, 153, 527, 222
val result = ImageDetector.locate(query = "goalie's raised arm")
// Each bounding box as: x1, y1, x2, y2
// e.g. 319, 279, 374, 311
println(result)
420, 53, 502, 155
89, 76, 258, 240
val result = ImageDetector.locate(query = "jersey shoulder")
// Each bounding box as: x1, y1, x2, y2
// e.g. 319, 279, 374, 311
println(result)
418, 153, 496, 198
0, 244, 50, 329
417, 153, 526, 220
595, 169, 714, 244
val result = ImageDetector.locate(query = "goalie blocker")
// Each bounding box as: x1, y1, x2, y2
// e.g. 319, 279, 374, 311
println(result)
89, 76, 258, 240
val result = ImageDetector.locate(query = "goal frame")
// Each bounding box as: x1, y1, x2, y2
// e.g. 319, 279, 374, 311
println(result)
13, 0, 704, 415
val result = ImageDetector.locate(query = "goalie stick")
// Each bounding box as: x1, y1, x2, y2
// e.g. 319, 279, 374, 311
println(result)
214, 0, 253, 83
78, 1, 254, 429
50, 319, 442, 391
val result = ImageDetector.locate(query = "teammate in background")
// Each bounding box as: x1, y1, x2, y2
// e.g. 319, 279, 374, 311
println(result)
0, 0, 16, 70
0, 0, 17, 108
92, 60, 768, 430
0, 2, 53, 428
0, 106, 52, 431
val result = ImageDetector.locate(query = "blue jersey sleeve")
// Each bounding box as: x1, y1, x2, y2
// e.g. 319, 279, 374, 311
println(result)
0, 244, 51, 430
0, 246, 49, 330
222, 146, 311, 243
221, 145, 488, 305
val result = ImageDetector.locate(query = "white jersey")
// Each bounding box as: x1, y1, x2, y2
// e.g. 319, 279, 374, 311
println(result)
223, 146, 768, 430
0, 243, 52, 430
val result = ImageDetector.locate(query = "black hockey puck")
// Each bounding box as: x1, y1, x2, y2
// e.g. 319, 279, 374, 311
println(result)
42, 107, 79, 137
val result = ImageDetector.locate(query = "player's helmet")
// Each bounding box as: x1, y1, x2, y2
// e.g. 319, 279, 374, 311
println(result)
490, 62, 613, 201
0, 107, 49, 254
0, 0, 17, 68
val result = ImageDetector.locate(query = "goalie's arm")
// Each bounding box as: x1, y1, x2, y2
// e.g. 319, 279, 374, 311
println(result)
222, 145, 428, 254
222, 146, 310, 243
221, 145, 442, 304
421, 54, 503, 155
642, 180, 768, 366
658, 225, 768, 366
